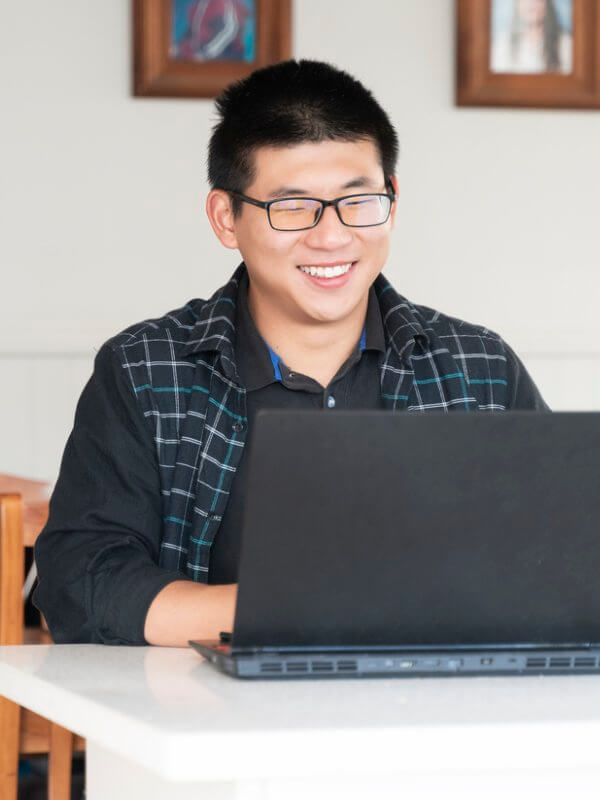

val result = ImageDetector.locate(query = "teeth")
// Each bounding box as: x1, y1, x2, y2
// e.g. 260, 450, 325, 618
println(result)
298, 262, 353, 278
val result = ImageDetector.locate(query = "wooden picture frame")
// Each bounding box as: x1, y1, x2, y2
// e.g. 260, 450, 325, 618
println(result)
456, 0, 600, 108
133, 0, 292, 98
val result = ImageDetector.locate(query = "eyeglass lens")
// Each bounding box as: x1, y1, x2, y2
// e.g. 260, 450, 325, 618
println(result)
268, 194, 392, 230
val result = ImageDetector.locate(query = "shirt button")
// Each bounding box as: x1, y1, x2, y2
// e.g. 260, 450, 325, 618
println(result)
327, 395, 336, 409
232, 421, 245, 433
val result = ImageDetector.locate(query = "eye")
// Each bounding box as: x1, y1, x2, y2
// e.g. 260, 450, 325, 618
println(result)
341, 195, 378, 207
271, 199, 318, 211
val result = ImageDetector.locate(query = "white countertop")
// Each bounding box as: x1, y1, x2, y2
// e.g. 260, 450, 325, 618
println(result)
3, 644, 600, 782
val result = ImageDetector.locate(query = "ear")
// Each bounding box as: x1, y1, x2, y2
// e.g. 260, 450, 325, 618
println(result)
388, 174, 399, 229
205, 189, 240, 249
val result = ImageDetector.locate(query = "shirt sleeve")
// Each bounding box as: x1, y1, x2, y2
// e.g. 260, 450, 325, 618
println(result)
503, 342, 551, 411
32, 342, 187, 645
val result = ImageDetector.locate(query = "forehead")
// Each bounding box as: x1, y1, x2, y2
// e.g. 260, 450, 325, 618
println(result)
248, 139, 383, 194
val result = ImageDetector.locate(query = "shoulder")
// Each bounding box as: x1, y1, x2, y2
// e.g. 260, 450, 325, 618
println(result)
89, 299, 209, 404
99, 265, 244, 366
102, 299, 204, 355
380, 284, 547, 410
406, 299, 508, 359
402, 300, 516, 406
409, 302, 519, 409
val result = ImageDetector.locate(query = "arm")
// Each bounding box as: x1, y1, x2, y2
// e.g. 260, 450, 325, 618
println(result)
33, 343, 191, 645
144, 581, 238, 647
504, 342, 551, 411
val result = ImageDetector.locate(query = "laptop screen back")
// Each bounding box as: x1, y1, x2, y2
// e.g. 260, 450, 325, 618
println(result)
232, 411, 600, 651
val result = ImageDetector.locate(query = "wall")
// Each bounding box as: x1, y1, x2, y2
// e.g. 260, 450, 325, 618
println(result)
2, 1, 599, 481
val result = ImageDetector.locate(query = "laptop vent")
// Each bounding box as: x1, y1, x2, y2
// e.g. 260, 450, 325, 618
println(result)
260, 662, 283, 674
526, 656, 598, 670
259, 659, 359, 675
574, 657, 597, 668
311, 661, 334, 672
286, 661, 309, 673
549, 657, 571, 668
526, 658, 547, 668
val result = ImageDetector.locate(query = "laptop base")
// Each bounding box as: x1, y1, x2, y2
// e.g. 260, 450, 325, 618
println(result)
189, 641, 600, 679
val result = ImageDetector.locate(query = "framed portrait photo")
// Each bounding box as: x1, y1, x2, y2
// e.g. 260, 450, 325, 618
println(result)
456, 0, 600, 108
133, 0, 292, 98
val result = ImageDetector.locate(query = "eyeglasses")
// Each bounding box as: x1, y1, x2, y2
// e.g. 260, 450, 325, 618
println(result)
221, 178, 396, 231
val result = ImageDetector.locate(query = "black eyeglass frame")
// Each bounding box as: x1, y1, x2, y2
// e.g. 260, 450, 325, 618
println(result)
220, 177, 396, 231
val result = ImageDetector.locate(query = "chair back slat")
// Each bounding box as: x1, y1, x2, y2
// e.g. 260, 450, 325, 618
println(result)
0, 476, 51, 542
0, 495, 25, 646
0, 475, 51, 644
0, 476, 80, 799
23, 502, 50, 548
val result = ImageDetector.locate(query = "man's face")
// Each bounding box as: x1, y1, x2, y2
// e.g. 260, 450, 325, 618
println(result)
211, 139, 397, 327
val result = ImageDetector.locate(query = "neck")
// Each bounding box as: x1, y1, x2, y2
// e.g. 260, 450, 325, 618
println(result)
247, 282, 369, 388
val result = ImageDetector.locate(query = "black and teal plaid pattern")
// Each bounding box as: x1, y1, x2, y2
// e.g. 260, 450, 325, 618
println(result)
108, 263, 514, 581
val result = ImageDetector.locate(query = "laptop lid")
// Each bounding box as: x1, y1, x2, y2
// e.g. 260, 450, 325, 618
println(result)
231, 410, 600, 652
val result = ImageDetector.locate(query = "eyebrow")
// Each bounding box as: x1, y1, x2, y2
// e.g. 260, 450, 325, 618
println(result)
266, 176, 380, 199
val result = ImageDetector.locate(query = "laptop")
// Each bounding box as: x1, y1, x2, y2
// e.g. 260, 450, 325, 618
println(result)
189, 409, 600, 679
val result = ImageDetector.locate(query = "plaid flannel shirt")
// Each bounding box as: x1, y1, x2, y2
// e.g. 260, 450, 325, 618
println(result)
109, 262, 534, 583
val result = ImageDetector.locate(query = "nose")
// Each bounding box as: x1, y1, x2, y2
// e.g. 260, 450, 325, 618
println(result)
302, 204, 353, 250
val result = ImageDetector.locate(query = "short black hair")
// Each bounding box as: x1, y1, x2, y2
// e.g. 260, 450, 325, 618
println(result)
207, 59, 399, 217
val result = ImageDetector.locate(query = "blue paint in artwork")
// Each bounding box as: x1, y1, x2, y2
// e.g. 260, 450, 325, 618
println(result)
554, 0, 573, 32
170, 0, 256, 63
242, 0, 256, 60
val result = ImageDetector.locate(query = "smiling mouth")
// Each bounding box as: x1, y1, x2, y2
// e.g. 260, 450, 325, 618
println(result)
297, 261, 355, 279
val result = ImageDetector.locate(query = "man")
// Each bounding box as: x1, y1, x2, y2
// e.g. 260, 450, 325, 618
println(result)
33, 59, 548, 647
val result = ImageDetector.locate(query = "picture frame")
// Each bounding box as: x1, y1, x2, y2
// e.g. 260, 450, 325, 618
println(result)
456, 0, 600, 109
133, 0, 292, 98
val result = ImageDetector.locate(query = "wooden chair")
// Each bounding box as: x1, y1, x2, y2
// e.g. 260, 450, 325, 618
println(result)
0, 474, 86, 800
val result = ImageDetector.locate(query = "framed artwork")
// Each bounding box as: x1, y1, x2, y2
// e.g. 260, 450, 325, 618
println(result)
133, 0, 292, 98
456, 0, 600, 108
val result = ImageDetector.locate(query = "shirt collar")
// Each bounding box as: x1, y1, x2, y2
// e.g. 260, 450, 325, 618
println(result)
180, 263, 429, 381
373, 271, 430, 361
180, 263, 244, 379
235, 269, 386, 391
